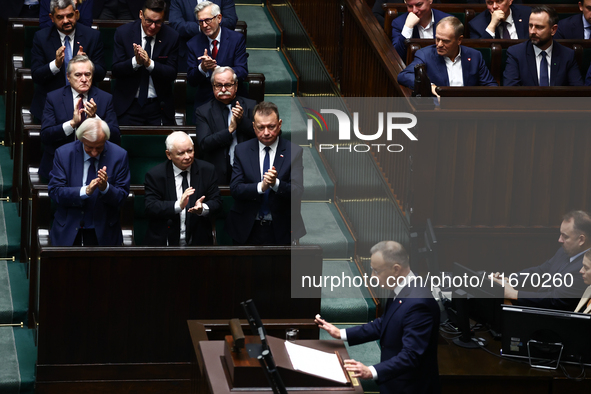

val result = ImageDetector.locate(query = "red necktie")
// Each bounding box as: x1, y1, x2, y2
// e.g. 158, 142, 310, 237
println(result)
78, 94, 86, 122
211, 40, 218, 59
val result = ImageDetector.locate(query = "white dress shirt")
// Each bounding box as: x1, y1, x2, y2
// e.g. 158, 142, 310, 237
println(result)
199, 29, 222, 76
485, 11, 518, 39
444, 48, 464, 87
132, 29, 157, 99
401, 11, 435, 39
171, 163, 209, 246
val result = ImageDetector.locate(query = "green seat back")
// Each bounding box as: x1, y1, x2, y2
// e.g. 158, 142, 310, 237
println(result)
120, 135, 168, 185
474, 47, 492, 71
98, 27, 117, 71
214, 195, 235, 245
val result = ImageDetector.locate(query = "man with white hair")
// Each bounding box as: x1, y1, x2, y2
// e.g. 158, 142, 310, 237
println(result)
195, 66, 256, 185
186, 1, 248, 110
48, 118, 130, 246
144, 131, 222, 246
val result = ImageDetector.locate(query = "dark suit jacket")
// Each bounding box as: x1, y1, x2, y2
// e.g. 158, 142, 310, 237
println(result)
186, 27, 248, 109
516, 247, 588, 311
391, 9, 450, 60
194, 96, 256, 185
40, 85, 121, 179
48, 140, 130, 246
144, 160, 222, 246
586, 63, 591, 86
30, 23, 106, 120
169, 0, 238, 66
555, 14, 585, 39
397, 45, 497, 89
225, 137, 306, 245
111, 20, 180, 124
347, 281, 440, 394
468, 5, 530, 39
503, 40, 584, 86
40, 0, 94, 28
92, 0, 143, 19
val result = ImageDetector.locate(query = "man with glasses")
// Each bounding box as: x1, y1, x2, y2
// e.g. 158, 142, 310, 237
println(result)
195, 67, 256, 185
40, 55, 120, 181
187, 1, 248, 110
31, 0, 106, 121
169, 0, 238, 72
111, 0, 180, 125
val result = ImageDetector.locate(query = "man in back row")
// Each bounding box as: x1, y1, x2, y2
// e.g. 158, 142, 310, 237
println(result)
468, 0, 531, 39
398, 17, 497, 95
503, 6, 584, 86
494, 210, 591, 311
391, 0, 451, 61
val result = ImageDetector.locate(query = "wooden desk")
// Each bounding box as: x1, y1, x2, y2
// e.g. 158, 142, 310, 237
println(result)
438, 331, 591, 394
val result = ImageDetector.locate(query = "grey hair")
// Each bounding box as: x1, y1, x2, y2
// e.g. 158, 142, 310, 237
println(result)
370, 241, 410, 268
194, 1, 221, 17
76, 118, 110, 141
211, 66, 238, 85
67, 54, 95, 76
165, 131, 193, 151
50, 0, 77, 14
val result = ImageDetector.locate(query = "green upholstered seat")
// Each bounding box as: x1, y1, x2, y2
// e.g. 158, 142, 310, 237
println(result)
120, 134, 168, 185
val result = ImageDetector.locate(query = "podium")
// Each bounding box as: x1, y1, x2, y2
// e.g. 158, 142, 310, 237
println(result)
197, 335, 364, 394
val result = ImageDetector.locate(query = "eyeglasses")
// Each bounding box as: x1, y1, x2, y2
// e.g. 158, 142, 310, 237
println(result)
370, 266, 386, 275
143, 17, 163, 26
198, 17, 217, 25
213, 83, 236, 90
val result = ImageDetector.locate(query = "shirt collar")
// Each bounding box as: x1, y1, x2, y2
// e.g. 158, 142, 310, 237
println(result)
533, 41, 553, 59
445, 46, 462, 63
505, 9, 514, 25
58, 29, 76, 43
419, 11, 435, 31
207, 28, 222, 45
571, 248, 591, 263
258, 138, 279, 153
140, 26, 155, 44
393, 270, 417, 297
583, 14, 591, 30
72, 87, 86, 99
172, 162, 189, 177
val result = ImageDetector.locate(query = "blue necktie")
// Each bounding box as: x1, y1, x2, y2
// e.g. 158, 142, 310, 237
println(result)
259, 146, 271, 218
64, 35, 72, 84
539, 51, 549, 86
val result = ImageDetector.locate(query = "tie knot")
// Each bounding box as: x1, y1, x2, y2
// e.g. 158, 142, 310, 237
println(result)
89, 157, 96, 165
65, 35, 70, 43
145, 36, 153, 43
264, 146, 270, 153
181, 170, 188, 179
212, 40, 218, 46
78, 93, 84, 99
541, 50, 547, 58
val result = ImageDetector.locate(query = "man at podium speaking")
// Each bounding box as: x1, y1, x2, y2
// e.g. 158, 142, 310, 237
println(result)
315, 241, 440, 394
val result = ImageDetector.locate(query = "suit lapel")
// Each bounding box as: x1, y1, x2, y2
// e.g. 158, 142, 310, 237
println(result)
526, 42, 539, 86
134, 21, 143, 55
50, 27, 62, 52
63, 87, 75, 118
434, 52, 449, 86
213, 100, 229, 131
460, 46, 470, 85
153, 30, 164, 59
217, 28, 230, 63
249, 140, 261, 180
273, 138, 287, 175
165, 161, 177, 201
549, 44, 559, 86
75, 141, 85, 185
380, 285, 413, 330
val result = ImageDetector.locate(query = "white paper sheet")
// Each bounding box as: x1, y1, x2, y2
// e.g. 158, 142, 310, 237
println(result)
284, 341, 348, 384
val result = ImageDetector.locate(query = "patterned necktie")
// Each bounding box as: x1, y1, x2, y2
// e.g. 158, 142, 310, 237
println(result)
77, 93, 86, 123
258, 147, 271, 218
211, 39, 218, 59
539, 51, 549, 86
138, 36, 153, 107
64, 35, 72, 84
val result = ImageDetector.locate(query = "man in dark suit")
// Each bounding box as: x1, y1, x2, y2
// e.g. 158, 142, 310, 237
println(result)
469, 0, 530, 39
493, 211, 591, 311
391, 0, 451, 61
40, 55, 120, 180
195, 66, 256, 185
48, 118, 130, 246
225, 101, 305, 245
398, 17, 497, 94
503, 6, 584, 86
92, 0, 144, 20
187, 1, 248, 110
30, 0, 106, 120
4, 0, 40, 19
315, 241, 440, 394
144, 132, 222, 246
111, 0, 179, 126
169, 0, 238, 72
555, 0, 591, 39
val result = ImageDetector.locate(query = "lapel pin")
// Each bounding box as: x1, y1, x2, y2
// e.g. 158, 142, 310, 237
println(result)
519, 19, 522, 22
399, 300, 402, 304
468, 58, 471, 61
280, 154, 284, 158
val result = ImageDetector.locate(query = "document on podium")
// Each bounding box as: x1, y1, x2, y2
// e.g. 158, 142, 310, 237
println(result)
284, 341, 348, 384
